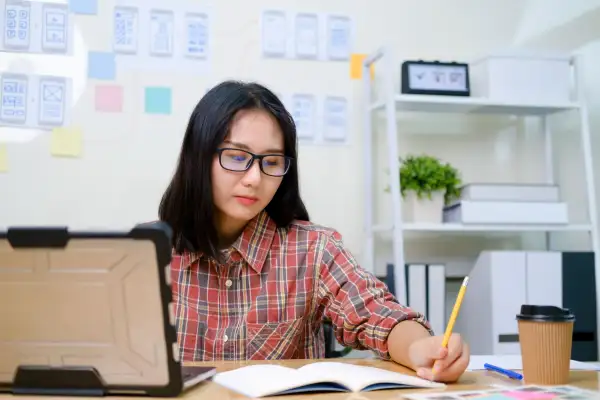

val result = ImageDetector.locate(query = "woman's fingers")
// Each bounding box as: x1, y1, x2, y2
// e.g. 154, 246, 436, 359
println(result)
433, 334, 463, 372
433, 342, 470, 383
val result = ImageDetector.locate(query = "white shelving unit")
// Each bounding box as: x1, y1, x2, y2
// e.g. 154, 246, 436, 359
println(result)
362, 48, 600, 348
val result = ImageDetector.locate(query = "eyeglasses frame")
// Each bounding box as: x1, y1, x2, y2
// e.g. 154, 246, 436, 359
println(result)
216, 147, 293, 177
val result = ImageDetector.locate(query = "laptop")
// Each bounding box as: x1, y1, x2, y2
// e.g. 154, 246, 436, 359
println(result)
0, 222, 216, 397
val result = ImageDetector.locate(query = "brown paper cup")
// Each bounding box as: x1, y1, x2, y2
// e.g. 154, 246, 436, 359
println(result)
517, 305, 575, 385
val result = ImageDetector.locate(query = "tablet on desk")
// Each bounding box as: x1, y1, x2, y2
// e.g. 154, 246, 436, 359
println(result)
0, 223, 215, 397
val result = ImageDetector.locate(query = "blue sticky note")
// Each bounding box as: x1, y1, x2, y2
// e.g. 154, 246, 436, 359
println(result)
145, 87, 172, 115
87, 52, 116, 80
68, 0, 98, 15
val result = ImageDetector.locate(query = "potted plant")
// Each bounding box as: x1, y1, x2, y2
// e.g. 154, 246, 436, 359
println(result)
399, 154, 462, 223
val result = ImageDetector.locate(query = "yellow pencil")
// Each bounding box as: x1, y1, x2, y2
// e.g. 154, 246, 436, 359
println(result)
433, 276, 469, 373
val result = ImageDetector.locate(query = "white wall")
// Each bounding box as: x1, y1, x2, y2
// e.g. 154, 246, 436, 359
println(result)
1, 0, 600, 276
514, 0, 600, 44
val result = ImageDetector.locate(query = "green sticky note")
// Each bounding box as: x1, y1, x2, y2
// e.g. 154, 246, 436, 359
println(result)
145, 87, 172, 115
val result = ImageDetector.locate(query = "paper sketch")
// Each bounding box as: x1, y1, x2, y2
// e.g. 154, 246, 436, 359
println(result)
291, 94, 316, 140
184, 12, 208, 59
3, 0, 31, 50
41, 3, 68, 53
404, 385, 600, 400
149, 9, 174, 57
326, 15, 351, 60
113, 6, 138, 54
261, 10, 287, 58
0, 73, 28, 124
38, 77, 66, 126
294, 13, 318, 59
323, 96, 348, 142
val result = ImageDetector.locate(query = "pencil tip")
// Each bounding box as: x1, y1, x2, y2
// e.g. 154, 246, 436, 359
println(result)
463, 276, 469, 286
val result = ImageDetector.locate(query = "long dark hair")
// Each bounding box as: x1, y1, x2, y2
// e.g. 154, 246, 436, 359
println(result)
158, 80, 310, 259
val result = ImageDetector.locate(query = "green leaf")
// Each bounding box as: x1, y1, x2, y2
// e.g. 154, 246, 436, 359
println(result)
396, 154, 463, 205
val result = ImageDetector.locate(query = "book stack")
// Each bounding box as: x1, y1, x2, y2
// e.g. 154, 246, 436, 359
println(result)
442, 183, 568, 225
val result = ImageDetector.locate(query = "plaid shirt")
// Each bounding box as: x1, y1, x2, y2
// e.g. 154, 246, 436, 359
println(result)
171, 211, 430, 361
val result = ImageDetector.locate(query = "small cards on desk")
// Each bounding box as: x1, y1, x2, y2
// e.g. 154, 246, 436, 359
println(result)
213, 361, 444, 398
404, 385, 600, 400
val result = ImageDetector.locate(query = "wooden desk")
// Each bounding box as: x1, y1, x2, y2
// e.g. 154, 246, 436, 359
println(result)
1, 358, 598, 399
179, 358, 600, 400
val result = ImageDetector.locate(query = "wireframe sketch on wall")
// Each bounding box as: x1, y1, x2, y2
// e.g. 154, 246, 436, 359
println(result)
0, 73, 72, 130
113, 6, 138, 54
184, 12, 208, 59
290, 93, 316, 141
323, 96, 348, 142
39, 77, 66, 126
0, 0, 74, 55
294, 13, 318, 59
326, 15, 351, 61
149, 9, 174, 57
261, 10, 353, 61
281, 93, 349, 145
261, 10, 287, 58
112, 2, 210, 72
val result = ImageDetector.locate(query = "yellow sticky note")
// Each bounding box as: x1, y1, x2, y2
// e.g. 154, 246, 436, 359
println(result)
350, 53, 375, 80
0, 145, 8, 172
51, 127, 82, 158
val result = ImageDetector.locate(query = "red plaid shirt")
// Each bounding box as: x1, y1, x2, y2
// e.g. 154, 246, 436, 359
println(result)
171, 211, 430, 361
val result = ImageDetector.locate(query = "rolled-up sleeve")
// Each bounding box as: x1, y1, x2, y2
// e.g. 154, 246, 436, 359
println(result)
318, 231, 432, 359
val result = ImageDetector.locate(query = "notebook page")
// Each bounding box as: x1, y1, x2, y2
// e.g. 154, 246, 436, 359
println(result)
213, 364, 311, 398
298, 362, 444, 392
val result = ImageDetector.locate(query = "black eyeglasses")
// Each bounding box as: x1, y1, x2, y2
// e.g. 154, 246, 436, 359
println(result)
216, 148, 293, 177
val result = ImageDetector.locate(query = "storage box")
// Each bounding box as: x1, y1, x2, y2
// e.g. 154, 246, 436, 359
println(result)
458, 183, 560, 203
443, 201, 568, 224
469, 54, 572, 104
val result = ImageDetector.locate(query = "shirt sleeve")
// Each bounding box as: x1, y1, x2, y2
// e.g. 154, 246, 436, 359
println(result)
318, 231, 433, 360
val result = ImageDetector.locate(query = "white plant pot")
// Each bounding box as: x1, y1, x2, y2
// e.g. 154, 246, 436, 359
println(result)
402, 191, 445, 223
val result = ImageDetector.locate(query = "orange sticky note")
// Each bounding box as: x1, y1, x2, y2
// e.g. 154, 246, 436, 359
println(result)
0, 144, 8, 172
51, 127, 83, 158
350, 53, 374, 80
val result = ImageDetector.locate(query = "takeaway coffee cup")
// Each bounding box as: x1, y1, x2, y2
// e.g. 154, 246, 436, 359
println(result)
517, 305, 575, 385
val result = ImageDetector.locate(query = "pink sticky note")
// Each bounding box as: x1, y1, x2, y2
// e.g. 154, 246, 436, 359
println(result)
503, 391, 557, 399
95, 85, 123, 112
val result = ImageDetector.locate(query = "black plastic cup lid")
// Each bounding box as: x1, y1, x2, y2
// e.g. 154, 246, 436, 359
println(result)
516, 305, 575, 322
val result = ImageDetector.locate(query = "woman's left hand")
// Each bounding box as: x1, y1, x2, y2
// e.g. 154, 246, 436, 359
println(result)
407, 333, 470, 382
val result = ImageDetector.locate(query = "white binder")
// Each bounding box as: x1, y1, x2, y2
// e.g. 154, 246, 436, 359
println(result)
405, 264, 447, 336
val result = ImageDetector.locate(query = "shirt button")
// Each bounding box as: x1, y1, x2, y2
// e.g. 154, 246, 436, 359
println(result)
225, 279, 232, 287
223, 334, 229, 343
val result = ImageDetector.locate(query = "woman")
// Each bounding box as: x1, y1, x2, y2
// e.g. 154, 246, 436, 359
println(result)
158, 80, 469, 382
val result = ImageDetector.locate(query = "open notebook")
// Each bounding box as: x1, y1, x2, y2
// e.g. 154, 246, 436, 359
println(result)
213, 361, 445, 398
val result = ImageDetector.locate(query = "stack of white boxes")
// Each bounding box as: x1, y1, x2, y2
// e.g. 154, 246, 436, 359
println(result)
443, 183, 568, 225
456, 251, 563, 355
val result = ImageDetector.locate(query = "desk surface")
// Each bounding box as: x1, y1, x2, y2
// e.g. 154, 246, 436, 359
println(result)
1, 358, 599, 399
183, 358, 600, 399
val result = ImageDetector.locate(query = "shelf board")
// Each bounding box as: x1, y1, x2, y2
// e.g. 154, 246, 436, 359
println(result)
403, 223, 592, 232
370, 95, 580, 116
373, 223, 592, 239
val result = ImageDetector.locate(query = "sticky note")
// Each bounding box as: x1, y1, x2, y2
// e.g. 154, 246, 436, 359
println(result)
0, 145, 8, 172
88, 52, 116, 80
95, 85, 123, 112
503, 391, 555, 400
145, 87, 172, 115
350, 53, 374, 80
51, 127, 83, 158
69, 0, 98, 15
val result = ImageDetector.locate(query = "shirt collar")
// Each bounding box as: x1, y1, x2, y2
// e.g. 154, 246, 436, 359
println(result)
185, 211, 276, 273
230, 210, 276, 273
